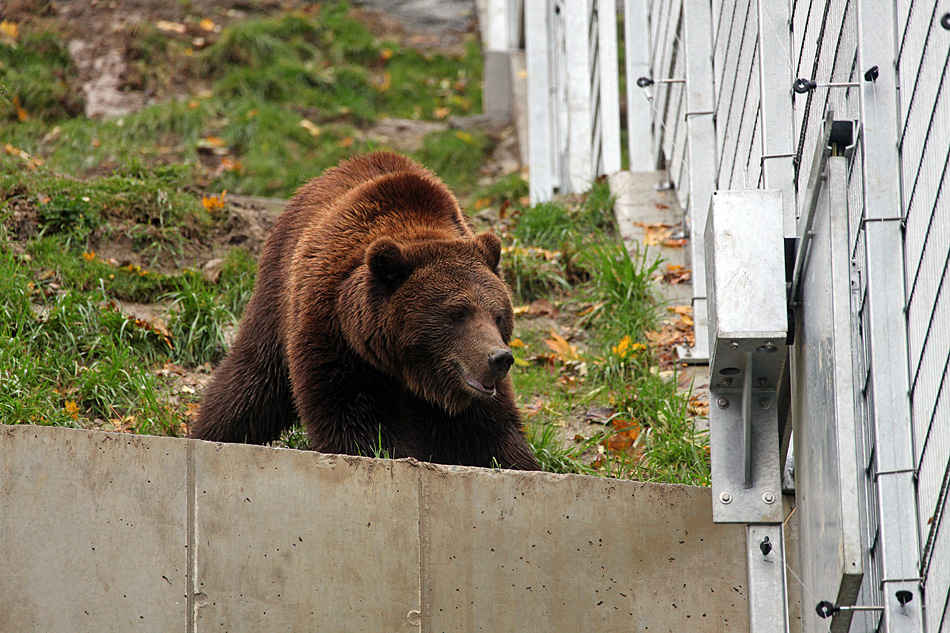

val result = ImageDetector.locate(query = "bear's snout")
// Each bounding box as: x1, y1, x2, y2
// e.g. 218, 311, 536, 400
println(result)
488, 348, 514, 379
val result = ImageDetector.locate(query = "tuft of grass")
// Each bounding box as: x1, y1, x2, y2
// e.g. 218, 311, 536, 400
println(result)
0, 28, 84, 121
413, 128, 491, 195
165, 271, 233, 367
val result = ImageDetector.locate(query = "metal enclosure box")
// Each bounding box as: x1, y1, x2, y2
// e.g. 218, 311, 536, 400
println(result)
705, 190, 787, 366
705, 190, 787, 524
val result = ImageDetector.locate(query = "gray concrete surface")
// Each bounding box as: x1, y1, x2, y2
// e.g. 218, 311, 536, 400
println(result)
0, 424, 750, 632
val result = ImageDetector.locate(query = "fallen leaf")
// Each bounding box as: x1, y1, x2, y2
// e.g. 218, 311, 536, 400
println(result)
433, 106, 451, 119
299, 119, 322, 137
64, 401, 80, 420
585, 406, 616, 424
528, 299, 558, 317
12, 95, 28, 122
155, 20, 187, 34
82, 251, 96, 262
544, 331, 581, 361
199, 18, 217, 31
0, 20, 19, 42
202, 191, 227, 213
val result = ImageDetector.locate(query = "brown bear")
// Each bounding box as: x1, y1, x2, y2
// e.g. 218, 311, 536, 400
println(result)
190, 151, 540, 470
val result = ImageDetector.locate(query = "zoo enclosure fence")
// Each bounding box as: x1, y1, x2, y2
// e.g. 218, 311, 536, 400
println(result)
519, 1, 950, 632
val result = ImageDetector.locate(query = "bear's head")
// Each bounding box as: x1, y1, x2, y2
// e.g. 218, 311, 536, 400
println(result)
342, 232, 516, 414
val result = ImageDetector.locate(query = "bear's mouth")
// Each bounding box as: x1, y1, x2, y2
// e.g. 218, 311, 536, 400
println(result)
456, 363, 496, 396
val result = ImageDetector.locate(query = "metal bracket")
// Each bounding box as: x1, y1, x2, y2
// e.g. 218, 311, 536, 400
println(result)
636, 76, 685, 87
706, 190, 788, 524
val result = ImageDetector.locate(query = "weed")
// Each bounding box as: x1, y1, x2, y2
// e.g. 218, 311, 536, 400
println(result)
413, 128, 491, 195
165, 271, 233, 366
0, 28, 83, 121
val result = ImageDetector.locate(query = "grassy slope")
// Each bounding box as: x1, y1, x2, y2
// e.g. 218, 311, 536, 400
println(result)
0, 2, 708, 484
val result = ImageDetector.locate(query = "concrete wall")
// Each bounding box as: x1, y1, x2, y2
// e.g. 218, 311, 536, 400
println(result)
1, 424, 749, 632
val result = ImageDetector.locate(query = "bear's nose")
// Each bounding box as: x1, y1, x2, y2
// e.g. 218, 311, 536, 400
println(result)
488, 348, 514, 377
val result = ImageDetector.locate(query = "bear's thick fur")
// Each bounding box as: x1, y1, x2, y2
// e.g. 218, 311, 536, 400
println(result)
191, 152, 540, 470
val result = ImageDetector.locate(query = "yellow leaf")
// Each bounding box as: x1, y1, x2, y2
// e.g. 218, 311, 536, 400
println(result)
380, 48, 393, 61
339, 136, 354, 148
376, 71, 391, 92
509, 338, 525, 348
82, 251, 96, 261
299, 119, 322, 137
12, 95, 28, 121
64, 401, 79, 419
513, 356, 531, 367
199, 18, 217, 32
544, 331, 581, 361
202, 190, 227, 213
433, 106, 451, 119
455, 131, 472, 143
611, 335, 632, 357
0, 20, 19, 41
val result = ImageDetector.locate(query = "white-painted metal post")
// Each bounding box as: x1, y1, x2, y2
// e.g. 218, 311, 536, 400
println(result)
681, 0, 716, 363
755, 0, 796, 235
565, 0, 594, 192
855, 0, 924, 630
624, 0, 654, 171
526, 0, 557, 203
596, 0, 622, 175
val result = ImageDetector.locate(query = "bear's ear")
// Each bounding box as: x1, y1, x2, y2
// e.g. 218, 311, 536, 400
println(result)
367, 237, 413, 288
475, 232, 502, 271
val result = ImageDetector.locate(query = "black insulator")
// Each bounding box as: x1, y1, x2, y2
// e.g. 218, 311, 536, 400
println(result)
793, 78, 817, 94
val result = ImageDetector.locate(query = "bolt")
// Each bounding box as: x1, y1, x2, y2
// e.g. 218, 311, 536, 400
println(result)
758, 377, 768, 386
731, 341, 739, 350
722, 378, 733, 387
759, 398, 772, 409
719, 492, 732, 504
717, 397, 730, 409
763, 492, 776, 504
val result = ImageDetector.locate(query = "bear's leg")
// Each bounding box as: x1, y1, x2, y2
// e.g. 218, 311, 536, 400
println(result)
428, 394, 540, 470
190, 308, 295, 445
291, 366, 421, 458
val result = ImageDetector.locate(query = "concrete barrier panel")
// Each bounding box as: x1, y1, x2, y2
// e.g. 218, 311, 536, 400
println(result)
1, 425, 753, 632
422, 465, 749, 632
0, 425, 187, 632
191, 441, 422, 632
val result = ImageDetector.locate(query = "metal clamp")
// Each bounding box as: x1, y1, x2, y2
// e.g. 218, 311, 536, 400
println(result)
816, 601, 883, 618
816, 590, 915, 619
636, 76, 685, 87
793, 67, 879, 94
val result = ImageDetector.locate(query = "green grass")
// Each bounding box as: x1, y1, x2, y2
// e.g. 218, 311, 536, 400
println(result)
0, 2, 708, 484
0, 2, 485, 200
501, 181, 709, 485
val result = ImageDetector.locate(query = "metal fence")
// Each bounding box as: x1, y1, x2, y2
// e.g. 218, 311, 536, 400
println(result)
619, 0, 949, 631
521, 0, 948, 631
524, 0, 621, 202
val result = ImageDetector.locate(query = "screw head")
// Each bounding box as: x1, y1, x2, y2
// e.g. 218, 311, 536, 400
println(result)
759, 398, 772, 409
731, 341, 739, 350
763, 492, 776, 504
719, 492, 732, 504
717, 397, 730, 409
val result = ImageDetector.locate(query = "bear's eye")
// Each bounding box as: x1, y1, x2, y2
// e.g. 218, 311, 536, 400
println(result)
495, 315, 504, 328
449, 309, 467, 323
